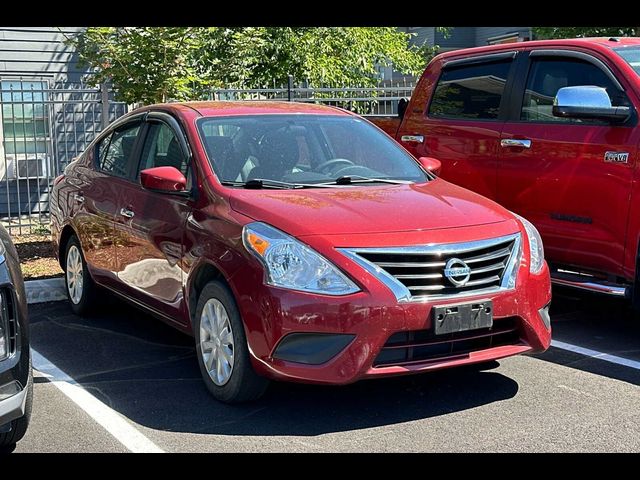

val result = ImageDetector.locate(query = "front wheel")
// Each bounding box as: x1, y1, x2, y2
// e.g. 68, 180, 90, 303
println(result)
194, 280, 269, 403
64, 235, 97, 316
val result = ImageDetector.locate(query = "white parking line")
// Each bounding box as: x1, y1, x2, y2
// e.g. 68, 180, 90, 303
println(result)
551, 340, 640, 371
31, 349, 165, 453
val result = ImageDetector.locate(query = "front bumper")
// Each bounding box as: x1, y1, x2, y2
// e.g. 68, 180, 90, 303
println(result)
231, 246, 552, 385
0, 226, 31, 428
0, 381, 27, 427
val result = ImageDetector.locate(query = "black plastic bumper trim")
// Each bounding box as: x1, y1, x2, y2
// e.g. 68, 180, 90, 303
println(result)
272, 333, 356, 365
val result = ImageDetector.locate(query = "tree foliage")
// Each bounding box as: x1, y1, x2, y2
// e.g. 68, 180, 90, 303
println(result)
69, 27, 435, 104
71, 27, 203, 104
534, 27, 640, 39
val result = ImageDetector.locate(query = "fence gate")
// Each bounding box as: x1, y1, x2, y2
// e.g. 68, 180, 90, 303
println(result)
0, 80, 128, 235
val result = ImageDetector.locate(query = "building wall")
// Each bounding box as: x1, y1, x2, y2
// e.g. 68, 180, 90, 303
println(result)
0, 27, 87, 82
474, 27, 532, 45
0, 27, 92, 219
405, 26, 532, 50
405, 27, 436, 48
434, 27, 476, 50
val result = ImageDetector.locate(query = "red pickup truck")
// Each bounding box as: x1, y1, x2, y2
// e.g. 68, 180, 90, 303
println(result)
369, 37, 640, 304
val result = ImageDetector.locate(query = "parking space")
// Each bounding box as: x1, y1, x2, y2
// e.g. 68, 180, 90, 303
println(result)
14, 288, 640, 453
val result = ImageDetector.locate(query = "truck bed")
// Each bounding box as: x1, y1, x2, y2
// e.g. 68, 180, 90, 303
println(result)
364, 115, 401, 138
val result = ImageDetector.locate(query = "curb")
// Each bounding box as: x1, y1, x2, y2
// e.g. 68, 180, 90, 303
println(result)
25, 277, 67, 305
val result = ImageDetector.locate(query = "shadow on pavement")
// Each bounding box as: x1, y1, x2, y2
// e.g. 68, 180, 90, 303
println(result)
29, 298, 518, 436
531, 287, 640, 386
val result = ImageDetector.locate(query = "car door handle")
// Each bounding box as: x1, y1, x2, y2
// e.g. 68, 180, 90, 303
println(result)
501, 138, 532, 149
73, 194, 85, 204
400, 135, 424, 144
119, 208, 135, 219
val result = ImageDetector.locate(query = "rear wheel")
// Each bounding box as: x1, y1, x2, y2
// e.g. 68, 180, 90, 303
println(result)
64, 235, 97, 315
194, 280, 269, 403
0, 359, 33, 449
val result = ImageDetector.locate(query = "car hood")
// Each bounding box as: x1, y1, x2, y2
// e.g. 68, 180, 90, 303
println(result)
228, 179, 514, 237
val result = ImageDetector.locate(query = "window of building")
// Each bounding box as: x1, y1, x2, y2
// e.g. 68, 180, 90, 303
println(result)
0, 80, 50, 179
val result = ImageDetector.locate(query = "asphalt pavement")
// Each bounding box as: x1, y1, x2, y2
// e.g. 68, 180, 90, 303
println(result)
11, 287, 640, 452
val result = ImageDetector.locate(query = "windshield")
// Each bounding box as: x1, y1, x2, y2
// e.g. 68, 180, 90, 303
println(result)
614, 47, 640, 75
197, 114, 427, 186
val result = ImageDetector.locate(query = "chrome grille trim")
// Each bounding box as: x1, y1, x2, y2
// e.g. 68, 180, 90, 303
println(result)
339, 233, 522, 303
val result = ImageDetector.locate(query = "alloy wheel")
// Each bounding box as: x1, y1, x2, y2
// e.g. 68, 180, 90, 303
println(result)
199, 298, 235, 386
66, 245, 84, 304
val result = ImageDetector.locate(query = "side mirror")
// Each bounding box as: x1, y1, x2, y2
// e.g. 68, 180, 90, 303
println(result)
417, 157, 442, 176
553, 86, 630, 123
140, 166, 187, 193
398, 97, 409, 120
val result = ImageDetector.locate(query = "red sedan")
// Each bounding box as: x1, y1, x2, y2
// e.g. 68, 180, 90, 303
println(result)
50, 101, 552, 403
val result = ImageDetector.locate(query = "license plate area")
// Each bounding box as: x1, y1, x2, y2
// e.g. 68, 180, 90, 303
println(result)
432, 300, 493, 335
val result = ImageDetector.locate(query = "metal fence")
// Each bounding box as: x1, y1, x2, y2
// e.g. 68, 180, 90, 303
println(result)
213, 80, 416, 115
0, 80, 414, 234
0, 81, 128, 234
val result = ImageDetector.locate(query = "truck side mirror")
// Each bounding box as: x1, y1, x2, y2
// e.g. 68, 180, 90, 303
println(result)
418, 157, 442, 176
553, 86, 630, 123
398, 97, 409, 120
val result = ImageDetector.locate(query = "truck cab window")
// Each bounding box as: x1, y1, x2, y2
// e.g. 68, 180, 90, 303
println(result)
428, 60, 512, 120
520, 57, 630, 123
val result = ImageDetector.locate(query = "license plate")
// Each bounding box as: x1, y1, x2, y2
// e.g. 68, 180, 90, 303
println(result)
432, 300, 493, 335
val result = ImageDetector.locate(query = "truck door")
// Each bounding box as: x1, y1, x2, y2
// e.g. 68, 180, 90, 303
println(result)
497, 50, 639, 278
397, 52, 517, 199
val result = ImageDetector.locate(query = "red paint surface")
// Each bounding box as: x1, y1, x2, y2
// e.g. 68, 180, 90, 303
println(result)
140, 166, 187, 192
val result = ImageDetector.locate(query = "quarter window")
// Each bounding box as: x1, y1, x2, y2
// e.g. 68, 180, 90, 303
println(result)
520, 57, 630, 123
428, 60, 512, 120
98, 123, 141, 178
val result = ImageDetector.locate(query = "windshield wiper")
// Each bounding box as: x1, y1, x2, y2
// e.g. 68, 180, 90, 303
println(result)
222, 178, 341, 189
221, 179, 302, 189
321, 175, 414, 186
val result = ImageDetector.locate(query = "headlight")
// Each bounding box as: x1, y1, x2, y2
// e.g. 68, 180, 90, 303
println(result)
515, 214, 545, 274
243, 222, 360, 295
0, 239, 5, 263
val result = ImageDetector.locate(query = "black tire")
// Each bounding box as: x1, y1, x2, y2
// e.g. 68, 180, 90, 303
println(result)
194, 280, 269, 403
0, 357, 33, 449
63, 235, 97, 316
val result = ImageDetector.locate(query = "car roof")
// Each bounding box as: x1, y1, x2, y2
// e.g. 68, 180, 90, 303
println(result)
143, 101, 353, 118
435, 37, 640, 61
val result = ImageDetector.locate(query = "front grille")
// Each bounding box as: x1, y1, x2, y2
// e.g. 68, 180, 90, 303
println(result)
373, 317, 522, 367
343, 234, 520, 301
0, 289, 18, 356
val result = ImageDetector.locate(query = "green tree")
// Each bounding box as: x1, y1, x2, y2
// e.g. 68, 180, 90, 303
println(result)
196, 27, 433, 89
70, 27, 207, 104
534, 27, 640, 39
69, 27, 436, 104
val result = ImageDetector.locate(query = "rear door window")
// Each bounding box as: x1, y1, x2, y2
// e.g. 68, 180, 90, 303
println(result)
97, 123, 141, 178
428, 60, 513, 120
